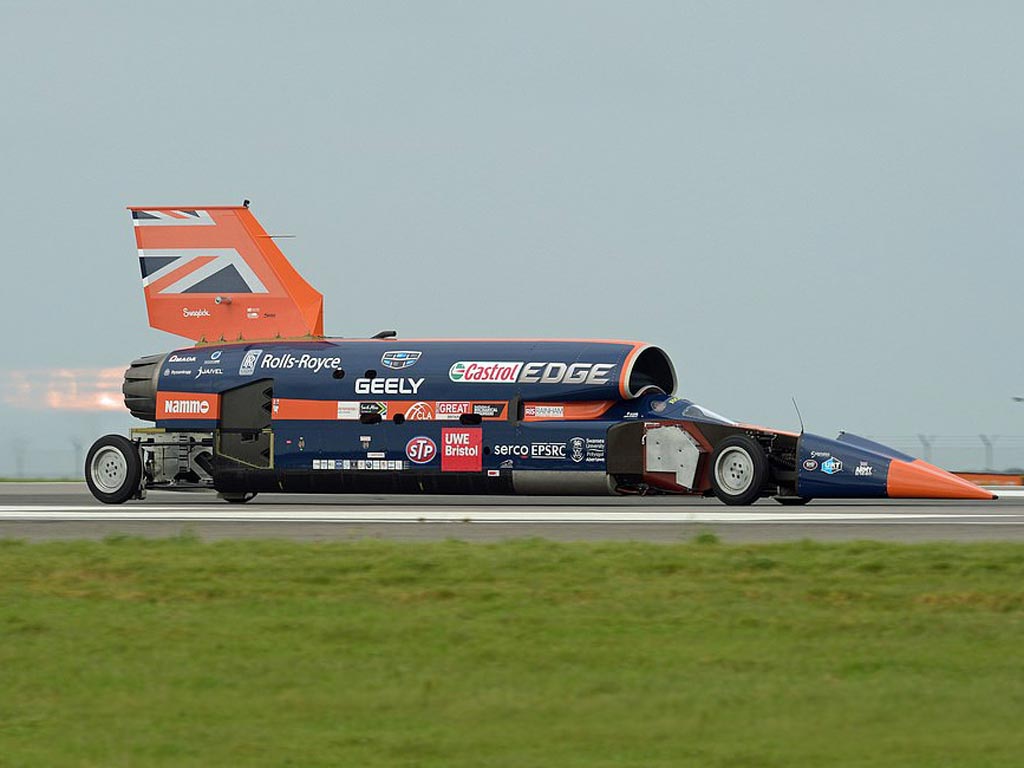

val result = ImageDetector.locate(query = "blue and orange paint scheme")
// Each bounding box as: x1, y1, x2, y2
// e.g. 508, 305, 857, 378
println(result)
84, 204, 994, 504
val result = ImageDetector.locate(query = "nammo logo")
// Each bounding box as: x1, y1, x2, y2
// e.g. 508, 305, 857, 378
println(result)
163, 399, 210, 415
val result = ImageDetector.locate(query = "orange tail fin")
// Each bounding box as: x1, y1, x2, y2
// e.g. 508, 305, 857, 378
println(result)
131, 205, 324, 342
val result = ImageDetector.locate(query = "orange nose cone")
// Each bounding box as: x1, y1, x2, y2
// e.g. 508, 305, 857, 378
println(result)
887, 459, 997, 500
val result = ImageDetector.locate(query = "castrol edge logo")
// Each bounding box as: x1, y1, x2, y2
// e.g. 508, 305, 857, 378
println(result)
157, 392, 219, 419
448, 361, 616, 385
449, 361, 522, 383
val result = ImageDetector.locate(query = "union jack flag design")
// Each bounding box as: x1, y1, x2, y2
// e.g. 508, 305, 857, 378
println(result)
130, 205, 324, 342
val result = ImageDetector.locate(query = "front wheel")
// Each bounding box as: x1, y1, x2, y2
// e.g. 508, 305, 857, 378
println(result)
709, 435, 768, 506
85, 435, 142, 504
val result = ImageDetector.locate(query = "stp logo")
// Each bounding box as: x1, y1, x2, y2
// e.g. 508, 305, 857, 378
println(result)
405, 436, 437, 464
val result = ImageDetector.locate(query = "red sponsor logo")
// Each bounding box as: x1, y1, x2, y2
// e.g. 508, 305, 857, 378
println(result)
436, 401, 471, 417
449, 361, 523, 383
436, 401, 470, 421
441, 428, 482, 472
157, 392, 219, 419
405, 436, 437, 464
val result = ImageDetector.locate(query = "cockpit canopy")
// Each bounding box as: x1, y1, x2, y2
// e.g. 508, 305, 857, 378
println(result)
645, 394, 737, 425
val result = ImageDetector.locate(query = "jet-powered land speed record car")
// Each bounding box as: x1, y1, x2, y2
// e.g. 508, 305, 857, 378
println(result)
85, 204, 995, 505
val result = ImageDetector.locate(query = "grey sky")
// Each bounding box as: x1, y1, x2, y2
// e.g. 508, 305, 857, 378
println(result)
1, 1, 1022, 473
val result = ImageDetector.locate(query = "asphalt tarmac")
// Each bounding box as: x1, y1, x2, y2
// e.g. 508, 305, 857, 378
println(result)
1, 483, 1022, 542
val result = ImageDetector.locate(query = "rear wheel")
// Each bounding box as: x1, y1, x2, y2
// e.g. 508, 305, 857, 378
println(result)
85, 435, 142, 504
709, 435, 768, 506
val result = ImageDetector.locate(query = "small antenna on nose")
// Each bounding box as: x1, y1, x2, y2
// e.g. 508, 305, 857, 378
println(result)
792, 397, 805, 435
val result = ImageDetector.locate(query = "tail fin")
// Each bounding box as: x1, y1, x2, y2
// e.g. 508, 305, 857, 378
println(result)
130, 205, 324, 342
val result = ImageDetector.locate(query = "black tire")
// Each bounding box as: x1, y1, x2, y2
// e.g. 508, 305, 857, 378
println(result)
221, 492, 258, 504
85, 435, 142, 504
709, 434, 768, 506
774, 495, 812, 506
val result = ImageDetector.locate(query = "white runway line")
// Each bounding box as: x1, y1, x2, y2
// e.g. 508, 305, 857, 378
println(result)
0, 507, 1020, 525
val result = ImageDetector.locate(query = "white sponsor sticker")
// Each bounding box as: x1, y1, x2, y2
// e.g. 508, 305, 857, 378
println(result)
337, 401, 360, 420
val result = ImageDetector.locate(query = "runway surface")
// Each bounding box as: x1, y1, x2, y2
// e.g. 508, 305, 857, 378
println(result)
1, 483, 1023, 542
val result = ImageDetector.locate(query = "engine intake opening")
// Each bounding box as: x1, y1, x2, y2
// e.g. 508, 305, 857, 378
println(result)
624, 346, 676, 398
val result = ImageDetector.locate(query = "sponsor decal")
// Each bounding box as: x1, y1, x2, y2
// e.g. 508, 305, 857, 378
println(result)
315, 459, 393, 470
810, 450, 832, 459
354, 377, 424, 396
257, 352, 342, 374
157, 392, 218, 419
209, 350, 222, 361
821, 457, 843, 475
493, 444, 529, 457
163, 399, 210, 415
855, 461, 874, 477
404, 401, 434, 420
518, 362, 616, 385
449, 361, 522, 383
498, 440, 598, 463
448, 361, 616, 385
367, 451, 386, 459
343, 459, 405, 471
499, 459, 514, 469
360, 402, 388, 418
246, 307, 260, 320
531, 442, 566, 460
195, 365, 223, 379
436, 401, 471, 420
525, 404, 564, 419
181, 308, 211, 318
569, 437, 586, 463
168, 354, 197, 363
406, 436, 437, 464
336, 401, 360, 420
802, 458, 819, 471
487, 469, 500, 477
381, 350, 422, 370
441, 428, 482, 472
473, 402, 506, 418
239, 348, 263, 376
163, 368, 192, 377
625, 411, 639, 419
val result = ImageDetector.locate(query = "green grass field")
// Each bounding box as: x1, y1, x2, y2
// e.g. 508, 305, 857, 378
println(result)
2, 536, 1024, 767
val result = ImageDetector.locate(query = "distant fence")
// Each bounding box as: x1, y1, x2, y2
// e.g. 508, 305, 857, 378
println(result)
862, 435, 1024, 473
5, 435, 1024, 480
